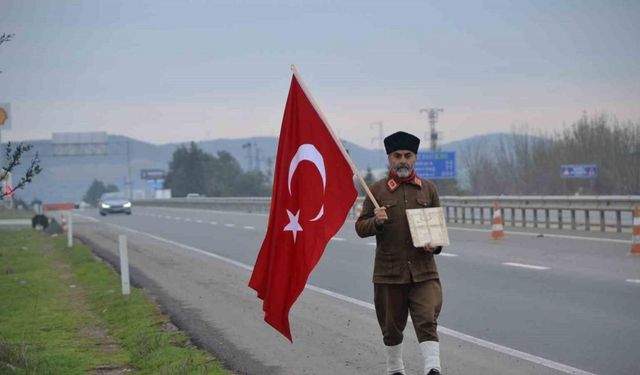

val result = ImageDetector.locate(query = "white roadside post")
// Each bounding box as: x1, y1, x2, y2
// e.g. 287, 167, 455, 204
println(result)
67, 211, 73, 248
118, 235, 130, 296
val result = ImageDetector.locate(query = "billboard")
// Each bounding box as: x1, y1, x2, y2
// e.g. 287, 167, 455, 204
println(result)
52, 132, 108, 156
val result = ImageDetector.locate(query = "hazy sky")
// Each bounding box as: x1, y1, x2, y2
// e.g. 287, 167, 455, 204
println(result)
1, 0, 639, 148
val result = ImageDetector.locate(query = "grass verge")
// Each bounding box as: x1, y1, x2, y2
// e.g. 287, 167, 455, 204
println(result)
0, 229, 230, 374
0, 210, 33, 220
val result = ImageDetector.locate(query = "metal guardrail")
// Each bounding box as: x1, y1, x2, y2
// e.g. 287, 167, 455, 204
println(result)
135, 195, 640, 233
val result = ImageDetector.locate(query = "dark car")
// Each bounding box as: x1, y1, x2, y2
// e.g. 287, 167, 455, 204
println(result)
99, 192, 132, 216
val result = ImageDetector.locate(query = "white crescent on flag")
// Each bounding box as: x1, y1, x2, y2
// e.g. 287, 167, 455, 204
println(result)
287, 144, 326, 222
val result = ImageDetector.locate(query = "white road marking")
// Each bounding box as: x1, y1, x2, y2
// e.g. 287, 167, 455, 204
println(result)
502, 262, 550, 270
209, 221, 217, 225
367, 242, 376, 246
174, 217, 182, 220
331, 237, 346, 241
243, 226, 255, 230
98, 221, 597, 375
224, 223, 235, 227
195, 220, 203, 223
439, 252, 458, 257
626, 279, 640, 284
72, 213, 99, 222
184, 218, 192, 222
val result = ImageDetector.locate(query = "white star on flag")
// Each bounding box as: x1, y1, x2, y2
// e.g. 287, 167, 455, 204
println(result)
283, 209, 303, 243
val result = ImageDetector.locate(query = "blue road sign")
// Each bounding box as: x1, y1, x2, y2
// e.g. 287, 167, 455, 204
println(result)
560, 164, 598, 179
415, 151, 456, 179
147, 179, 164, 190
140, 168, 166, 180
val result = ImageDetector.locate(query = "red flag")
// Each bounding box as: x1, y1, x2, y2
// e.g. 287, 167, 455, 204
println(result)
249, 73, 358, 341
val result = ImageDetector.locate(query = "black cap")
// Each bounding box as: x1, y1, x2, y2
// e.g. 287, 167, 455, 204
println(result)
384, 131, 420, 154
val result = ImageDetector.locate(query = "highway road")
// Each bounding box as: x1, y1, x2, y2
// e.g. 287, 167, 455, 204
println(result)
73, 206, 639, 375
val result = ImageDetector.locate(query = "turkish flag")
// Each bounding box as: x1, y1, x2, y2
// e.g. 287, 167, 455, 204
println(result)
248, 74, 358, 341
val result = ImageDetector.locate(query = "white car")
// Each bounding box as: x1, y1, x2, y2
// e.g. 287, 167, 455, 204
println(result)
99, 192, 132, 216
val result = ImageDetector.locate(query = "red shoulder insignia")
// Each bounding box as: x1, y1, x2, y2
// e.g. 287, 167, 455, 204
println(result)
387, 179, 399, 192
413, 177, 422, 187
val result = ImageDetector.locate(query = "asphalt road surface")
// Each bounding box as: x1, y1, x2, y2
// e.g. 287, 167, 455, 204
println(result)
72, 206, 639, 375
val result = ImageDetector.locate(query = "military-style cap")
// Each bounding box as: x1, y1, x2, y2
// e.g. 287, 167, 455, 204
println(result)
384, 131, 420, 154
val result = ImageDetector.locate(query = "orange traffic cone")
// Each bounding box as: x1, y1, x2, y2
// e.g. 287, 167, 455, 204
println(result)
630, 207, 640, 255
491, 202, 505, 240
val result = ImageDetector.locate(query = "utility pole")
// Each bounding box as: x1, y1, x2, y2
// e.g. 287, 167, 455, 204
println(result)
242, 142, 253, 170
419, 108, 444, 151
254, 142, 261, 172
370, 121, 385, 167
126, 140, 132, 200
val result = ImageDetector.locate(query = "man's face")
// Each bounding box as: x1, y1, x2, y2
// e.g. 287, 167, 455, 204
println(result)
388, 150, 416, 178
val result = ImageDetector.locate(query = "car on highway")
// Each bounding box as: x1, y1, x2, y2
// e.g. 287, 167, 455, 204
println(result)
99, 192, 132, 216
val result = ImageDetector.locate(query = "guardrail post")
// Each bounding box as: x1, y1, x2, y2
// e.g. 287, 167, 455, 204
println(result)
522, 208, 527, 227
616, 211, 622, 233
571, 210, 577, 230
480, 207, 485, 225
462, 207, 467, 224
533, 209, 538, 228
558, 209, 563, 229
471, 207, 476, 224
585, 210, 591, 231
600, 210, 605, 232
545, 209, 550, 229
511, 208, 515, 227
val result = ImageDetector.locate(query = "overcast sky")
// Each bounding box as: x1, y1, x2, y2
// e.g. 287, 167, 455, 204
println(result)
1, 0, 638, 148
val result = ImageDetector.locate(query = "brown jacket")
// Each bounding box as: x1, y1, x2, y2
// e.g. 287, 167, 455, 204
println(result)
355, 176, 442, 284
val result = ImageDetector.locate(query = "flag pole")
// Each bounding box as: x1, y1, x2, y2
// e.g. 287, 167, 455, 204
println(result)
291, 64, 380, 209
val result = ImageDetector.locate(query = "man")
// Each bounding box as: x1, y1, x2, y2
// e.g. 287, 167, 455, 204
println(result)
355, 131, 443, 375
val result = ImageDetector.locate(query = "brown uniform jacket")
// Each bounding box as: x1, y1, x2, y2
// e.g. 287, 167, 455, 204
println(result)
355, 176, 442, 284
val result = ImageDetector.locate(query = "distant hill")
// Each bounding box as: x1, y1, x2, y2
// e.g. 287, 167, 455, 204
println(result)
2, 133, 518, 203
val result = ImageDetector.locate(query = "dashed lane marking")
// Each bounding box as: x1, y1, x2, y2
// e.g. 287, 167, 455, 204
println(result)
243, 226, 255, 230
502, 262, 550, 270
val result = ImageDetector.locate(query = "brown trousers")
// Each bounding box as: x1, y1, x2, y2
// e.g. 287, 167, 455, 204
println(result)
374, 279, 442, 346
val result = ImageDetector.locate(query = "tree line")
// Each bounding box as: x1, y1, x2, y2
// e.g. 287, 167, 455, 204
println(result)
460, 114, 639, 195
163, 142, 270, 197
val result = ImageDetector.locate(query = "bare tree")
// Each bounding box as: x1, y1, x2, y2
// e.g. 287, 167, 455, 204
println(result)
1, 143, 42, 199
459, 114, 639, 195
0, 33, 15, 74
1, 33, 43, 199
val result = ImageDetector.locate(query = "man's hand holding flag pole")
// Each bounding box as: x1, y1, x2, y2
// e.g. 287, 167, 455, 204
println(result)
248, 65, 380, 341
